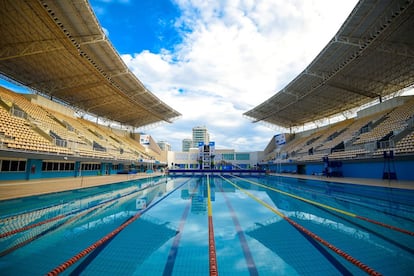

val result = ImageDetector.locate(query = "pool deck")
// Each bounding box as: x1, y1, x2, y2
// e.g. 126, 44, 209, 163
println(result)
270, 173, 414, 190
0, 172, 413, 201
0, 173, 163, 201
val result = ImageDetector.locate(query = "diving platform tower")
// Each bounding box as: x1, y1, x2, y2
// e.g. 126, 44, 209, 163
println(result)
198, 142, 215, 170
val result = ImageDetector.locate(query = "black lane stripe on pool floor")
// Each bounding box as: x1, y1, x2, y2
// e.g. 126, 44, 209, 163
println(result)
219, 183, 259, 275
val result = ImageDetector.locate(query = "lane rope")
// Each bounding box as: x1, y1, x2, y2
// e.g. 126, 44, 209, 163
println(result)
220, 176, 382, 276
0, 214, 66, 239
207, 175, 218, 276
1, 180, 166, 239
232, 176, 414, 236
0, 205, 102, 257
46, 178, 191, 276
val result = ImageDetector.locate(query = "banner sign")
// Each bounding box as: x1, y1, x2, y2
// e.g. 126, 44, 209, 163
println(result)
275, 133, 286, 145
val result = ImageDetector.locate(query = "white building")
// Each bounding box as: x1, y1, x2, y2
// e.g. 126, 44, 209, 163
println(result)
168, 148, 264, 170
157, 141, 171, 151
182, 138, 192, 152
192, 126, 209, 148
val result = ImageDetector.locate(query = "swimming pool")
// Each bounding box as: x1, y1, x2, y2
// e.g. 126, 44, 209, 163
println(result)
0, 175, 413, 275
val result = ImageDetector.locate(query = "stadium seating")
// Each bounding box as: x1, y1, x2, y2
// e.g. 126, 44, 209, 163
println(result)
0, 87, 158, 162
1, 86, 413, 166
265, 96, 414, 163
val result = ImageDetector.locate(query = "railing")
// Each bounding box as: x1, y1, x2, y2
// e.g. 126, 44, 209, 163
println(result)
378, 140, 395, 150
53, 137, 67, 147
10, 107, 27, 119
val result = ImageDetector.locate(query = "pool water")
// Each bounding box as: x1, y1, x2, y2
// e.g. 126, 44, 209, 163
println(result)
0, 175, 413, 275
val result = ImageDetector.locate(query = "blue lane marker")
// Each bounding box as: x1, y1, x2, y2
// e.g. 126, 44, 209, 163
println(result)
297, 228, 353, 275
69, 216, 132, 275
141, 178, 192, 215
219, 183, 259, 275
162, 203, 191, 275
162, 180, 199, 275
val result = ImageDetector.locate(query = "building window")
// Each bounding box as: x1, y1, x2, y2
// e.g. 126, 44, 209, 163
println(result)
236, 153, 250, 160
42, 161, 75, 171
81, 163, 101, 171
222, 153, 234, 160
0, 159, 27, 172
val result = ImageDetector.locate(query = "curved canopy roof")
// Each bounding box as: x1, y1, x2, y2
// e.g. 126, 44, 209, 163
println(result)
0, 0, 181, 127
244, 0, 414, 128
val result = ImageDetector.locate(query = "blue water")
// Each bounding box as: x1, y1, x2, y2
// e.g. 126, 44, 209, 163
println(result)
0, 175, 413, 275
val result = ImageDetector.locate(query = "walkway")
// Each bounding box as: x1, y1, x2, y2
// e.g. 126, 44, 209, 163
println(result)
271, 173, 414, 190
0, 173, 162, 200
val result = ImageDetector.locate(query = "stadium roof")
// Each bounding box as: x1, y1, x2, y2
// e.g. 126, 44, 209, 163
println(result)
244, 0, 414, 129
0, 0, 181, 128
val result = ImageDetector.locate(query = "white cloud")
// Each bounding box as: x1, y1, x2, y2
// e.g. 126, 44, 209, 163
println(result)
101, 26, 110, 37
123, 0, 359, 151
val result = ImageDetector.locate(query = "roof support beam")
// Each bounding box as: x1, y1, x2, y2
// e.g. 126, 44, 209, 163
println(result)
78, 35, 106, 45
87, 98, 122, 112
27, 74, 98, 93
56, 81, 105, 95
327, 82, 379, 98
304, 70, 326, 80
376, 42, 414, 58
0, 41, 64, 61
333, 35, 364, 48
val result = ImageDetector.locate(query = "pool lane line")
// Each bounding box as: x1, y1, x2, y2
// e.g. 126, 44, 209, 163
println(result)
0, 203, 103, 257
1, 180, 166, 239
2, 183, 155, 257
68, 216, 129, 276
207, 175, 219, 276
220, 176, 382, 276
267, 177, 414, 225
0, 214, 66, 239
218, 183, 259, 275
163, 182, 200, 275
162, 202, 191, 276
296, 227, 353, 276
232, 176, 414, 237
70, 197, 160, 274
46, 178, 192, 276
314, 203, 414, 256
0, 199, 120, 257
0, 175, 167, 223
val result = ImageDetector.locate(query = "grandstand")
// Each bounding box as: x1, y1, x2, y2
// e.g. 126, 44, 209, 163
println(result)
263, 96, 414, 161
260, 96, 414, 178
247, 0, 414, 180
0, 86, 167, 180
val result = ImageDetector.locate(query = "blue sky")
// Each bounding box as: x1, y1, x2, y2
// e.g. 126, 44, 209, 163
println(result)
1, 0, 362, 152
90, 0, 183, 54
88, 0, 364, 152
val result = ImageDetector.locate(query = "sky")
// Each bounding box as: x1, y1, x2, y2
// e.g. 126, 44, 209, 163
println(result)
1, 0, 361, 152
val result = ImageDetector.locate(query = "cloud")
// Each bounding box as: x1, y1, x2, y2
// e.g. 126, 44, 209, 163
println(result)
122, 0, 359, 151
101, 27, 109, 37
